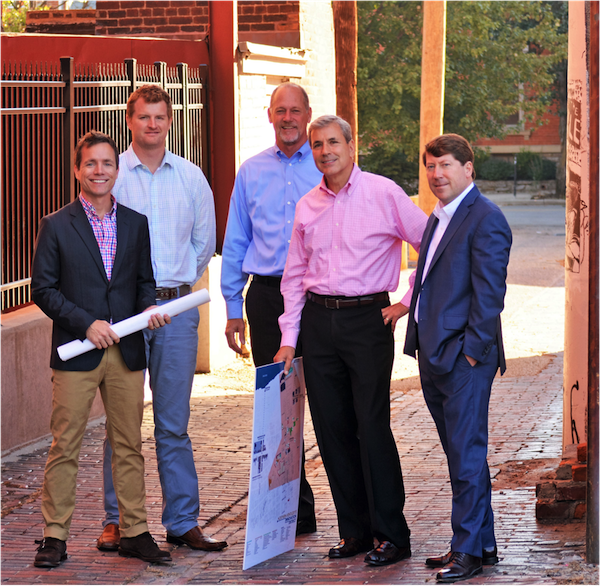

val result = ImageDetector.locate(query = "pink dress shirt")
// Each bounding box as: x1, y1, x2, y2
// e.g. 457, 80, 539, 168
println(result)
279, 165, 428, 348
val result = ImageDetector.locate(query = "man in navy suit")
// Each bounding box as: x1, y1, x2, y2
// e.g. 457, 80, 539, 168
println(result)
31, 131, 171, 567
403, 134, 512, 582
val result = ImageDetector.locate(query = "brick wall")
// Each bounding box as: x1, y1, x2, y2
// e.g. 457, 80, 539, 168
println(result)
25, 9, 96, 34
95, 1, 210, 39
94, 1, 302, 43
474, 107, 561, 158
239, 1, 299, 34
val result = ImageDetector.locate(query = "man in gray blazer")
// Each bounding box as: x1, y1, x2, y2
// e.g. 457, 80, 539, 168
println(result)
31, 131, 171, 568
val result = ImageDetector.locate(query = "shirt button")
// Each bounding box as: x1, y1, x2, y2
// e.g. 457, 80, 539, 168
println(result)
289, 163, 292, 166
287, 201, 291, 205
287, 220, 291, 224
288, 181, 291, 185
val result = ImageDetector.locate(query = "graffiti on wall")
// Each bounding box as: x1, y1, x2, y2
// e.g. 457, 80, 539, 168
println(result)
565, 80, 589, 274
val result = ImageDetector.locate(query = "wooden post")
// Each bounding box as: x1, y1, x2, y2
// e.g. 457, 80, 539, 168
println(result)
586, 0, 599, 565
418, 1, 447, 215
333, 0, 358, 161
208, 0, 238, 252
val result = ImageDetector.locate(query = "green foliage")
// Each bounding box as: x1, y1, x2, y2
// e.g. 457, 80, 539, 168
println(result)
358, 145, 419, 192
1, 0, 53, 32
473, 146, 491, 177
358, 1, 568, 183
1, 0, 28, 32
479, 158, 514, 181
516, 150, 556, 180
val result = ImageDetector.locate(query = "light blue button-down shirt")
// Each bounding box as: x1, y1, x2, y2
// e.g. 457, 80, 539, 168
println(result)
221, 141, 322, 320
113, 146, 216, 288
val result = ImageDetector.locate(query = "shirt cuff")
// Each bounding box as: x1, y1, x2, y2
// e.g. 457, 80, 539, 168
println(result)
280, 329, 299, 349
400, 287, 413, 308
226, 300, 244, 321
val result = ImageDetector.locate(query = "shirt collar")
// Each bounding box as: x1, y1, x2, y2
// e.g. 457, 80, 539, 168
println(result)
124, 144, 172, 171
274, 139, 312, 163
432, 182, 474, 221
79, 194, 116, 218
319, 163, 360, 196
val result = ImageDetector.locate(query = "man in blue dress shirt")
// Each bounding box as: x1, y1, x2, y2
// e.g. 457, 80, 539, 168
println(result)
220, 82, 322, 534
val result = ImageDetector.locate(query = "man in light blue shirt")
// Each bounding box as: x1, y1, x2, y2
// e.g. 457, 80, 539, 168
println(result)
220, 83, 322, 534
98, 85, 227, 553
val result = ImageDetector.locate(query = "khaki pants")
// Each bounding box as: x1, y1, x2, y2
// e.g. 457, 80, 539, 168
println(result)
42, 345, 148, 540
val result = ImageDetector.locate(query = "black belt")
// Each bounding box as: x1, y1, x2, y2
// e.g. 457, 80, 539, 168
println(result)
253, 275, 282, 288
307, 291, 388, 309
155, 284, 191, 300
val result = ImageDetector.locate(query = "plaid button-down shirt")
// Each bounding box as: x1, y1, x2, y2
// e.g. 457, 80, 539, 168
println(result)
79, 194, 117, 281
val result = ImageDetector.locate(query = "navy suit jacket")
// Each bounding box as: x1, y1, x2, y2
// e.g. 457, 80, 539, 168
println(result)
404, 185, 512, 376
31, 198, 156, 372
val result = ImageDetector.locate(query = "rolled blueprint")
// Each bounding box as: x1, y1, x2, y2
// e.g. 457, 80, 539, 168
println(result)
57, 288, 210, 362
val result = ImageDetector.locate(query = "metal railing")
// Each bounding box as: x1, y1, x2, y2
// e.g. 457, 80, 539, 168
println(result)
1, 56, 209, 312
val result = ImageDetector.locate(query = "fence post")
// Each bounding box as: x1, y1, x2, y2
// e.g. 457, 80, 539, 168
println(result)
199, 64, 211, 184
60, 56, 74, 206
125, 57, 137, 95
177, 62, 190, 161
154, 61, 168, 150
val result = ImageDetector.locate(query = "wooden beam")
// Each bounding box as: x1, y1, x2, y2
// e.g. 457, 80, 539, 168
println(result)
418, 1, 447, 215
208, 0, 238, 253
333, 0, 358, 161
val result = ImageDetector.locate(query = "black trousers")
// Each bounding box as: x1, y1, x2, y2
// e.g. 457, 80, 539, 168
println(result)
300, 296, 410, 546
245, 278, 316, 527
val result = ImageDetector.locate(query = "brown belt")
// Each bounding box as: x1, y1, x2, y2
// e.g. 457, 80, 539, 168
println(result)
307, 291, 388, 309
155, 284, 191, 300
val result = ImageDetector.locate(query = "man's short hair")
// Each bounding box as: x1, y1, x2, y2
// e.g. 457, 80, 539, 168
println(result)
126, 84, 173, 119
423, 133, 476, 179
74, 130, 119, 170
270, 82, 310, 111
308, 115, 353, 146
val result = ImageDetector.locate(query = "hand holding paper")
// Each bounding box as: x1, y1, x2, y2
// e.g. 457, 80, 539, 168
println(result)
57, 289, 210, 362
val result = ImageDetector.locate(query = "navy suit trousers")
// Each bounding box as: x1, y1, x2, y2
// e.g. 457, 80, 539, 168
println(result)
419, 347, 499, 556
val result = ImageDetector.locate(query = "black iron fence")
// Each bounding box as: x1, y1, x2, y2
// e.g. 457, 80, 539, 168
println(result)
1, 56, 209, 312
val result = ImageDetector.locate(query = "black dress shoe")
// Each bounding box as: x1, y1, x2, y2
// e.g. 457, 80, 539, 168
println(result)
296, 519, 317, 536
436, 552, 482, 583
364, 541, 411, 566
119, 532, 172, 564
328, 537, 373, 559
34, 537, 67, 568
482, 545, 499, 565
427, 547, 499, 568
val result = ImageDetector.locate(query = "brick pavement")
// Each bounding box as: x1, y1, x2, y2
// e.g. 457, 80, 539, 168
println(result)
2, 352, 598, 585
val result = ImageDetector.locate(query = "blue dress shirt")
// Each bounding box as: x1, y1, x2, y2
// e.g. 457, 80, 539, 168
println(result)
113, 146, 216, 289
221, 140, 322, 320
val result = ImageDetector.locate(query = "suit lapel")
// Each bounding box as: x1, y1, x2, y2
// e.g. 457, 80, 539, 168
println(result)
70, 199, 107, 282
424, 186, 480, 277
112, 204, 129, 281
415, 215, 439, 287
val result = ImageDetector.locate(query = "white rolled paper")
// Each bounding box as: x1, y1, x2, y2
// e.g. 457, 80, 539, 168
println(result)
57, 288, 211, 362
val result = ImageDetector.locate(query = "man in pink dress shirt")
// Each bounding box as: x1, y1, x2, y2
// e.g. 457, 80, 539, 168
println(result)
275, 115, 428, 567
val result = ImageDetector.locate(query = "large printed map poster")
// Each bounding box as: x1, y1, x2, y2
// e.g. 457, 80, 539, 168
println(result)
243, 358, 306, 570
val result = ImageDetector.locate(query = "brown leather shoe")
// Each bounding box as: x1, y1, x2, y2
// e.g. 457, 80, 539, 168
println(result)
166, 526, 227, 551
97, 523, 120, 551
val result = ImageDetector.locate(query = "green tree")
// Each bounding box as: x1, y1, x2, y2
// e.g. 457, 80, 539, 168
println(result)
1, 0, 29, 32
358, 1, 568, 187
